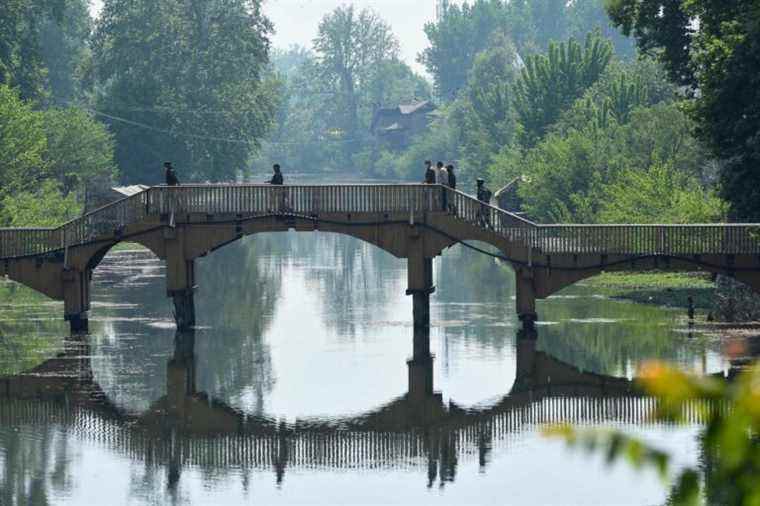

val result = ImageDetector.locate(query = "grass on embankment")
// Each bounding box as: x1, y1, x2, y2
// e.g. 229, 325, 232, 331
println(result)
579, 271, 716, 310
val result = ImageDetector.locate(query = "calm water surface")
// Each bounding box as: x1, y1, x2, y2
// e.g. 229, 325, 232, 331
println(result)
0, 232, 733, 505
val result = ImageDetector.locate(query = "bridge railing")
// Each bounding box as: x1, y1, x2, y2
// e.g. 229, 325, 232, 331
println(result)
529, 224, 760, 255
0, 228, 61, 258
59, 190, 151, 250
443, 188, 760, 255
2, 184, 760, 259
147, 184, 447, 216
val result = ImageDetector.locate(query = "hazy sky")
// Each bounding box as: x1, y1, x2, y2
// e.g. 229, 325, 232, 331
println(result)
88, 0, 442, 73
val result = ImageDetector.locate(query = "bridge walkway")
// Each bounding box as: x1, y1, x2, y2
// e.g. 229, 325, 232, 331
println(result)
1, 184, 759, 331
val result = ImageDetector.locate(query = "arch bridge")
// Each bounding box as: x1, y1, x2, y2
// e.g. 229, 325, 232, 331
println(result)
2, 184, 760, 332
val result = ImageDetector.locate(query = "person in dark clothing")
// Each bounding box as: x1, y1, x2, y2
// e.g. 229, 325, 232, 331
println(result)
164, 162, 179, 186
269, 164, 284, 185
476, 178, 492, 228
268, 164, 286, 212
476, 178, 492, 203
446, 164, 457, 214
446, 164, 457, 190
424, 160, 435, 184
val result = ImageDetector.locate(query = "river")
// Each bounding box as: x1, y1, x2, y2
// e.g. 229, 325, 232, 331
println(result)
0, 231, 734, 505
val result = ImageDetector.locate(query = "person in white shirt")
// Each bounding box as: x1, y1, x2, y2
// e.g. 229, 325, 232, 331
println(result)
436, 161, 449, 211
435, 161, 447, 185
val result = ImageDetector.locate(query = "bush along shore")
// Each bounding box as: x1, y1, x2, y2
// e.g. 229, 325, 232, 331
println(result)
581, 272, 760, 324
581, 271, 715, 308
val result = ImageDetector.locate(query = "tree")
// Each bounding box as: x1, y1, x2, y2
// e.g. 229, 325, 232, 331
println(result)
514, 32, 613, 146
454, 37, 521, 178
511, 102, 707, 223
1, 1, 44, 101
606, 0, 760, 221
42, 107, 117, 193
597, 162, 727, 224
1, 180, 80, 227
38, 0, 91, 106
568, 0, 636, 59
418, 0, 506, 101
312, 5, 400, 165
92, 0, 278, 183
0, 84, 47, 198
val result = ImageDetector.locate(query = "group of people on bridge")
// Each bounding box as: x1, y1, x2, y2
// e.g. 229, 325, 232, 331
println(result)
163, 160, 493, 225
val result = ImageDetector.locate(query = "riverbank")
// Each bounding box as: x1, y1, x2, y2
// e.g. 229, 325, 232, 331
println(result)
580, 271, 715, 311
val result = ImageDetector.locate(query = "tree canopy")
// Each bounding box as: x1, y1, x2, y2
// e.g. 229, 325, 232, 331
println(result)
606, 0, 760, 221
92, 0, 278, 183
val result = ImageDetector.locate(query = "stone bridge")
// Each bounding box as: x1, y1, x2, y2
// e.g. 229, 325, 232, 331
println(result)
1, 328, 711, 487
2, 184, 760, 332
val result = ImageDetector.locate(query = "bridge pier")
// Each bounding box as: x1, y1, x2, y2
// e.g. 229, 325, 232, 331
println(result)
63, 268, 90, 334
166, 247, 196, 330
515, 327, 538, 389
408, 328, 434, 400
515, 272, 537, 330
406, 254, 435, 328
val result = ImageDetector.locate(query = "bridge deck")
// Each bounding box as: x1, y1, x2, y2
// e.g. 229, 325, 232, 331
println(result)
1, 184, 759, 260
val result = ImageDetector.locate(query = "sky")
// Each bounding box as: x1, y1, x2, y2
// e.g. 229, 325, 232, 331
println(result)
88, 0, 443, 73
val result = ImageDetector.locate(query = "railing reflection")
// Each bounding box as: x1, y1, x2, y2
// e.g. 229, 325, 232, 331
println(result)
0, 328, 730, 492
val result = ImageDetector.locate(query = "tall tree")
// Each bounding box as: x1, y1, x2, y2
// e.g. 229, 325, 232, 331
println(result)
606, 0, 760, 220
92, 0, 278, 183
38, 0, 91, 105
312, 5, 400, 163
0, 0, 69, 101
455, 36, 521, 176
514, 32, 613, 145
419, 0, 506, 101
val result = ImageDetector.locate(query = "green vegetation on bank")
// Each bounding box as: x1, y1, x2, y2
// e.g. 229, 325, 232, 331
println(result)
581, 271, 715, 311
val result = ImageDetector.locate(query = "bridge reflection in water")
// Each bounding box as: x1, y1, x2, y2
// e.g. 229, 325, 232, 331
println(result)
0, 329, 720, 491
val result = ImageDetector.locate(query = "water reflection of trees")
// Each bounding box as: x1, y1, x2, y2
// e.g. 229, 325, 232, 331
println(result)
0, 425, 72, 506
194, 236, 283, 411
537, 294, 714, 376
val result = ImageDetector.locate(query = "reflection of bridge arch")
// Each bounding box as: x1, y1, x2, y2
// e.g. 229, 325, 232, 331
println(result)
0, 331, 712, 488
2, 185, 760, 332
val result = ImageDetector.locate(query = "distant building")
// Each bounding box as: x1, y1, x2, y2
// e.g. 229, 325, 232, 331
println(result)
370, 101, 437, 149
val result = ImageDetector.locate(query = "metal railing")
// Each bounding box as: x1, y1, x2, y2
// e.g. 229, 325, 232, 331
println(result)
1, 184, 759, 259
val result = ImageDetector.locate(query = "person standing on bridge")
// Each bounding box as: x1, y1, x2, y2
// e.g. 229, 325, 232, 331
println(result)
446, 164, 457, 214
269, 164, 284, 185
163, 162, 180, 227
164, 162, 179, 186
436, 161, 449, 211
268, 164, 287, 213
424, 160, 435, 184
477, 178, 493, 228
446, 164, 457, 190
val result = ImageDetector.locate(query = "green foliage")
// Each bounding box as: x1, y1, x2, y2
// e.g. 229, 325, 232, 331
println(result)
92, 0, 278, 183
0, 84, 47, 197
597, 163, 727, 224
312, 5, 400, 166
42, 107, 117, 193
418, 0, 507, 100
38, 0, 90, 105
0, 179, 81, 227
376, 111, 461, 181
509, 102, 708, 223
0, 84, 116, 224
255, 10, 431, 177
454, 37, 520, 177
548, 362, 760, 505
419, 0, 635, 102
514, 33, 613, 146
606, 0, 760, 221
